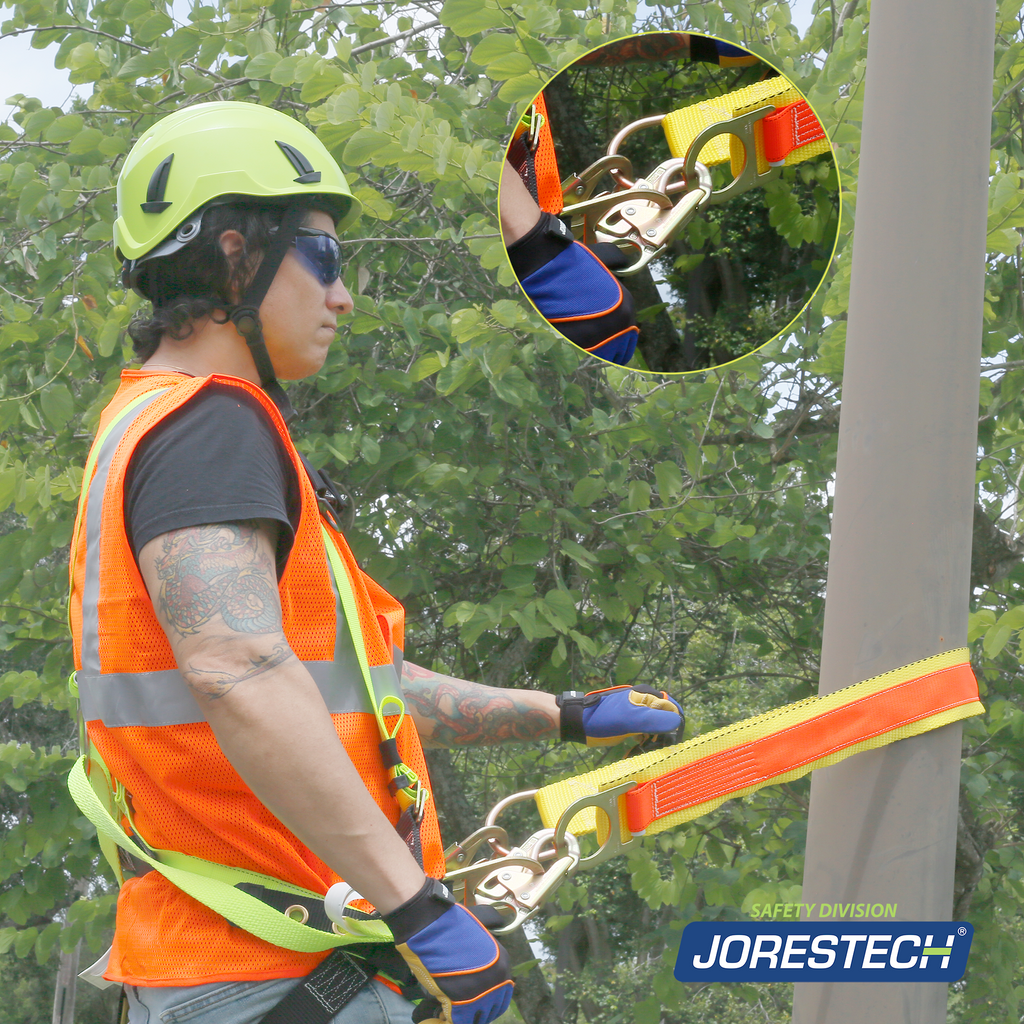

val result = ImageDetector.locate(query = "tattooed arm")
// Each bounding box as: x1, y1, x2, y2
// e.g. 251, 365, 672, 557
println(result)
401, 661, 559, 747
137, 520, 425, 913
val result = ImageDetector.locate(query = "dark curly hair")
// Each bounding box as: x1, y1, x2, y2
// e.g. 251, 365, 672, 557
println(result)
126, 203, 288, 363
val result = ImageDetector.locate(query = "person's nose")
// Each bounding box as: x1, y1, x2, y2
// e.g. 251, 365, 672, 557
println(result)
328, 278, 354, 317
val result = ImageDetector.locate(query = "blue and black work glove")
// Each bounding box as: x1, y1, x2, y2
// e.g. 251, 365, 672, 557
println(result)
383, 877, 514, 1024
557, 684, 684, 747
507, 211, 639, 366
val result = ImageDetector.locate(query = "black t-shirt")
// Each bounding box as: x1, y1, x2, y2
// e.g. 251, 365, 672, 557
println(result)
124, 383, 301, 574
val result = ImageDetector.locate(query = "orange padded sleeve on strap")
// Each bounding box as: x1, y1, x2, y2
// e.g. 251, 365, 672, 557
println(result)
761, 100, 827, 166
506, 92, 563, 215
625, 659, 978, 833
534, 649, 982, 843
530, 93, 563, 215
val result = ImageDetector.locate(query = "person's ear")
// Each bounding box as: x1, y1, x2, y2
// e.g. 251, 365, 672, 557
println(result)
218, 229, 245, 265
217, 229, 249, 305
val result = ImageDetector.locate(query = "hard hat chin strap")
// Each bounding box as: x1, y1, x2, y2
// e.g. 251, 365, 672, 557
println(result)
228, 203, 307, 423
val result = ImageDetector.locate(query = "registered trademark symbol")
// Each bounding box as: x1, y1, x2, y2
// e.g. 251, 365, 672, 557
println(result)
958, 927, 967, 936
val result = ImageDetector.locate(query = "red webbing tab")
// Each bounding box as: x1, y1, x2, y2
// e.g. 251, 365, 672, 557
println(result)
761, 100, 826, 165
624, 662, 978, 833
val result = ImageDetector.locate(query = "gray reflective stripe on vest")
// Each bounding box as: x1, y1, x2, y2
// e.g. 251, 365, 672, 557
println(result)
78, 383, 403, 729
81, 389, 169, 677
78, 662, 404, 727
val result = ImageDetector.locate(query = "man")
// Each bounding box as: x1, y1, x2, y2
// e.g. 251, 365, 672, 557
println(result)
69, 100, 682, 1024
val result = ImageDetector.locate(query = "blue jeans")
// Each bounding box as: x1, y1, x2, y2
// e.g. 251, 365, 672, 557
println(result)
126, 976, 416, 1024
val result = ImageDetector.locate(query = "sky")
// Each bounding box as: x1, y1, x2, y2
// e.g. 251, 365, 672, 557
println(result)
0, 1, 819, 120
0, 32, 85, 114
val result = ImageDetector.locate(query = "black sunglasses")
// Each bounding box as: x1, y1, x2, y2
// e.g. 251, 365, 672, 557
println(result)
292, 227, 342, 286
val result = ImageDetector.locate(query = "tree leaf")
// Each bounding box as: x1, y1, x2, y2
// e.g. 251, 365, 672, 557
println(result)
16, 181, 48, 219
439, 0, 508, 35
244, 52, 281, 81
572, 476, 604, 505
133, 10, 174, 44
270, 54, 304, 85
653, 461, 683, 501
43, 114, 84, 143
344, 128, 394, 166
165, 26, 202, 63
469, 32, 519, 66
68, 128, 104, 155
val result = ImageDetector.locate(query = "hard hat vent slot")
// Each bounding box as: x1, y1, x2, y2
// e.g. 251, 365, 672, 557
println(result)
141, 154, 174, 214
277, 140, 322, 184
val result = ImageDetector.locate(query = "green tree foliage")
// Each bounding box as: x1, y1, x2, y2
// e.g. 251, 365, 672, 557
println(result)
0, 0, 1022, 1022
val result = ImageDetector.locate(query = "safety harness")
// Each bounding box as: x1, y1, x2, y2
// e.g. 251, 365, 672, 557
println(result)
66, 515, 428, 949
506, 91, 563, 216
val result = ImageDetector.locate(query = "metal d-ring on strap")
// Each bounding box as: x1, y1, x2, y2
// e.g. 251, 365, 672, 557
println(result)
435, 774, 654, 932
605, 114, 686, 193
442, 823, 582, 934
603, 104, 784, 205
436, 788, 587, 934
681, 104, 781, 205
319, 525, 427, 818
436, 780, 641, 934
560, 129, 717, 273
560, 160, 712, 275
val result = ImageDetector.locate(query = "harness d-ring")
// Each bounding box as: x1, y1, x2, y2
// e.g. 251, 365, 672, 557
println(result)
681, 104, 781, 205
606, 105, 783, 203
606, 114, 691, 194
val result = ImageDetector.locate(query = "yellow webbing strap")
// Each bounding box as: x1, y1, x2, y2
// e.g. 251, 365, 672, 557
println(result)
535, 649, 982, 845
68, 753, 392, 951
320, 524, 426, 813
71, 735, 130, 887
662, 76, 831, 177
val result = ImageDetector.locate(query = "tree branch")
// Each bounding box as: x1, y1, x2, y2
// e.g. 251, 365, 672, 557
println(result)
0, 24, 144, 50
351, 17, 441, 56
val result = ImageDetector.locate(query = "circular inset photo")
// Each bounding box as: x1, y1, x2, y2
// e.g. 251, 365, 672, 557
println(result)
499, 32, 841, 374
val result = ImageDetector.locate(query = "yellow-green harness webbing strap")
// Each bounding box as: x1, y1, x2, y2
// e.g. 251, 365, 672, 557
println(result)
320, 524, 426, 812
68, 753, 392, 951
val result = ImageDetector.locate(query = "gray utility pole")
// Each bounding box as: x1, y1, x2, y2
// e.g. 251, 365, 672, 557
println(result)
791, 3, 996, 1024
51, 941, 80, 1024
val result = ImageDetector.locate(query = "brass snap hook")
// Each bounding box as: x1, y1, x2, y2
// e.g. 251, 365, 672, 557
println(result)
595, 161, 713, 275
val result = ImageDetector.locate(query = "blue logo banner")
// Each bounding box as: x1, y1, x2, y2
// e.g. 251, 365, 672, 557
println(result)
675, 922, 972, 982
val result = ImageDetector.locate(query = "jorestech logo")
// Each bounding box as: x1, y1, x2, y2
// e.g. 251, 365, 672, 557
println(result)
675, 922, 973, 982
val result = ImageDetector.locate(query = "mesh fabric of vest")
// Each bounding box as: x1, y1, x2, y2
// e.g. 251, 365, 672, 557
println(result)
70, 371, 444, 985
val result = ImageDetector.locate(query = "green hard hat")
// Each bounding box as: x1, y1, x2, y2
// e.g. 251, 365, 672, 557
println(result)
114, 101, 360, 263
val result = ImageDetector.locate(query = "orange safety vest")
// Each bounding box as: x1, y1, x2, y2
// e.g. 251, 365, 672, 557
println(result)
69, 370, 444, 986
